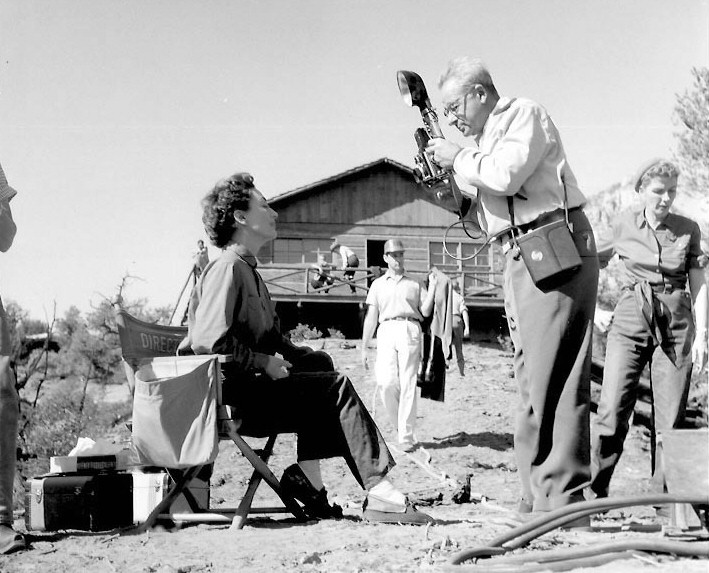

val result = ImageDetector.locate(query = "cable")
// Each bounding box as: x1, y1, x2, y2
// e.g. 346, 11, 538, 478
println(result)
442, 218, 509, 262
444, 542, 709, 572
449, 493, 709, 566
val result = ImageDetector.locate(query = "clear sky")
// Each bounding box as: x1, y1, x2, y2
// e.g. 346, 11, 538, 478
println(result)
1, 0, 707, 321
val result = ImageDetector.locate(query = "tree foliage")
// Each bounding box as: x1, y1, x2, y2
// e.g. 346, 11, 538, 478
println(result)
6, 288, 172, 478
673, 67, 709, 200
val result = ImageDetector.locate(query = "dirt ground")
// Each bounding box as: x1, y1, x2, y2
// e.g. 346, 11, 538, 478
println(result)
1, 338, 707, 573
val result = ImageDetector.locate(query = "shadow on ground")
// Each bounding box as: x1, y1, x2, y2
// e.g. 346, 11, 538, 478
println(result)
425, 431, 514, 452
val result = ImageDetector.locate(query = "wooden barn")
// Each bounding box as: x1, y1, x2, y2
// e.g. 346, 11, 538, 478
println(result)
256, 158, 504, 336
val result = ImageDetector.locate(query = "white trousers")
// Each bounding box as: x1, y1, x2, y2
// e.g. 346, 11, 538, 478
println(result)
375, 320, 422, 447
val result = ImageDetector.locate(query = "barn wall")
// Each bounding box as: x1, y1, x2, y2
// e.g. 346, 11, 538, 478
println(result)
274, 168, 461, 228
271, 163, 489, 273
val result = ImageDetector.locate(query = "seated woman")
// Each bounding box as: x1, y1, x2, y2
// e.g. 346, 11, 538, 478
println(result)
179, 171, 434, 525
590, 158, 708, 501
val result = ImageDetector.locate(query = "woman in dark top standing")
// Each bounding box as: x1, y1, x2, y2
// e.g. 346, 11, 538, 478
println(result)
180, 172, 433, 525
590, 159, 708, 500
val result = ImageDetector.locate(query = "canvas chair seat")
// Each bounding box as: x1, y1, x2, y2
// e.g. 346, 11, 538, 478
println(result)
115, 307, 307, 531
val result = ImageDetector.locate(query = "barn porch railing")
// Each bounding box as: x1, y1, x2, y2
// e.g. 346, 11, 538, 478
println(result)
257, 264, 504, 307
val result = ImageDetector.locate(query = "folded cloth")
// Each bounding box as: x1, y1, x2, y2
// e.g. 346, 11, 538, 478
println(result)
367, 478, 407, 512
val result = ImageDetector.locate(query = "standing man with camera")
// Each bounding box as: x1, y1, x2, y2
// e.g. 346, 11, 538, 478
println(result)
0, 161, 23, 554
426, 57, 599, 522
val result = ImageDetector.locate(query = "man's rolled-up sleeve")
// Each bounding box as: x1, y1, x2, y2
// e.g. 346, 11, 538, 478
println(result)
688, 222, 704, 270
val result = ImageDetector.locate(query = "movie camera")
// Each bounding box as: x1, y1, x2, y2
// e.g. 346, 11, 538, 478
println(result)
396, 70, 484, 257
396, 70, 477, 221
396, 70, 450, 187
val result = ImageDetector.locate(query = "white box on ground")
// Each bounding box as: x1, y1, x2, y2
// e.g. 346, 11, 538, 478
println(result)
131, 470, 210, 524
49, 450, 132, 474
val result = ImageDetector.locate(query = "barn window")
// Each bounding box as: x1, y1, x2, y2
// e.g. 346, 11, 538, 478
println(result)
268, 238, 334, 264
429, 241, 495, 293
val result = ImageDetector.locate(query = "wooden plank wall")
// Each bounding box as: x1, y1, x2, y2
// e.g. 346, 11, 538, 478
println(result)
271, 166, 489, 275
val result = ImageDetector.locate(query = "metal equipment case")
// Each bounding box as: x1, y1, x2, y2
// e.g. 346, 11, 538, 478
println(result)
25, 473, 133, 531
132, 470, 210, 524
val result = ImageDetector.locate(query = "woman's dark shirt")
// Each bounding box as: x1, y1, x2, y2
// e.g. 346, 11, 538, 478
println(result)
180, 244, 304, 373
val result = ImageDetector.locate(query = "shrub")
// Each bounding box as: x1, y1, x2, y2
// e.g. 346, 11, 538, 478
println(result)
19, 382, 132, 474
688, 370, 708, 427
287, 323, 323, 342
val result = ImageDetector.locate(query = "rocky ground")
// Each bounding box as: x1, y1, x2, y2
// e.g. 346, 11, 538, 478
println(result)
1, 338, 707, 573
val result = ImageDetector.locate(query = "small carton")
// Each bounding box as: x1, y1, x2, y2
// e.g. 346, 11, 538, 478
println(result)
49, 450, 132, 474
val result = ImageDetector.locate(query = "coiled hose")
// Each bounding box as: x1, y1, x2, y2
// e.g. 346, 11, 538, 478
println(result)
448, 493, 709, 569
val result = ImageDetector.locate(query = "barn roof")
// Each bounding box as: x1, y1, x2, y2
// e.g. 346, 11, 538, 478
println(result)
269, 157, 413, 208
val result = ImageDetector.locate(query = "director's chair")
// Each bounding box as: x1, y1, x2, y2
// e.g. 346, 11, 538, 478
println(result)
115, 308, 307, 531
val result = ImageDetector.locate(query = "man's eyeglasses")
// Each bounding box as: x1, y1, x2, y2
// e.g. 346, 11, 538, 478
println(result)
442, 93, 468, 118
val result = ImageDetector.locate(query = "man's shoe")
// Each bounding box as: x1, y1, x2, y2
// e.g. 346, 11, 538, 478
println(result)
654, 505, 672, 520
505, 509, 591, 531
517, 499, 534, 514
362, 497, 435, 525
281, 464, 343, 519
0, 525, 26, 555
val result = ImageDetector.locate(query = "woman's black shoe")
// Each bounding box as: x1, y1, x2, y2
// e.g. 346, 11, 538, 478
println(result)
281, 464, 343, 519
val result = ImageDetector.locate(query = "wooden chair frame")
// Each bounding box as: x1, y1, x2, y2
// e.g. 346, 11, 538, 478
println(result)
115, 308, 307, 531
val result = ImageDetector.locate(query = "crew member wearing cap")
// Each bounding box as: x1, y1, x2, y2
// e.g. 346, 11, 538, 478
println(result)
426, 56, 599, 520
0, 161, 24, 554
590, 159, 708, 501
329, 240, 359, 294
362, 239, 437, 452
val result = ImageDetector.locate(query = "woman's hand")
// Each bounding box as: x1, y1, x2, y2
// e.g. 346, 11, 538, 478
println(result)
594, 307, 614, 333
691, 330, 708, 374
264, 355, 293, 380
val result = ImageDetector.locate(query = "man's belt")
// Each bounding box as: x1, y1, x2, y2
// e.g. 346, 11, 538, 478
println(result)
499, 206, 582, 247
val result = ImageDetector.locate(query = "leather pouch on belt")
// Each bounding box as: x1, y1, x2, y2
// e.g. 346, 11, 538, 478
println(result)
516, 218, 582, 290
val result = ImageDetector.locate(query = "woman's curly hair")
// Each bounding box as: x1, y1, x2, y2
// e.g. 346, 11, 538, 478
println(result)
201, 172, 255, 248
637, 160, 680, 192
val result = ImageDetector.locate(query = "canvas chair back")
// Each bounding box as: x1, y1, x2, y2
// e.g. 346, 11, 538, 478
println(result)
132, 355, 220, 469
115, 308, 188, 393
114, 308, 220, 468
